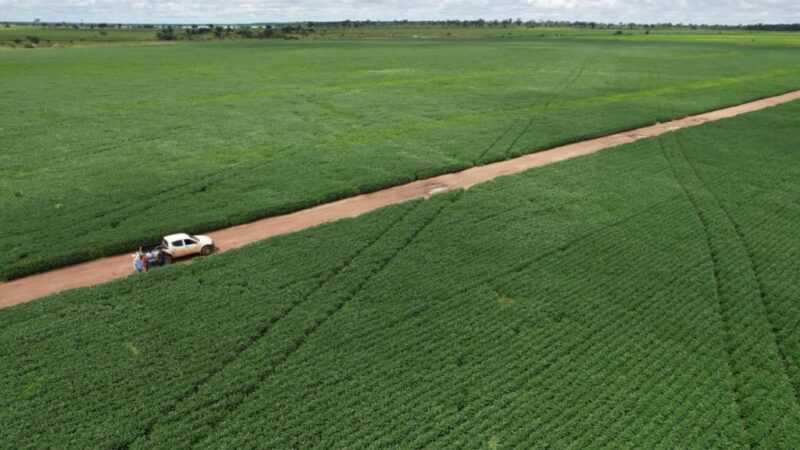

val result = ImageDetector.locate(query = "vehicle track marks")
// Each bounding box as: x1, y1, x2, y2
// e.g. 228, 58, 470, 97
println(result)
502, 58, 591, 159
473, 120, 519, 165
118, 202, 419, 450
192, 194, 461, 447
369, 192, 684, 343
673, 131, 800, 407
657, 136, 751, 443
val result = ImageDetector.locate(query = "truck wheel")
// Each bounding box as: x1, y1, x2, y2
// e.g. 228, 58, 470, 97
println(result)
201, 246, 213, 256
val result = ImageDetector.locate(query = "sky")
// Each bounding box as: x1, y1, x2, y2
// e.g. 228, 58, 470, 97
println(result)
1, 0, 798, 25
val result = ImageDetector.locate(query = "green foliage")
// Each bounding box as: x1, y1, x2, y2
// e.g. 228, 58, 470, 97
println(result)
2, 37, 800, 280
2, 101, 800, 448
156, 26, 176, 41
235, 28, 253, 38
0, 26, 157, 42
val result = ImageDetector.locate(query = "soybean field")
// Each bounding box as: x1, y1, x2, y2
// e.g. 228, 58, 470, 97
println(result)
2, 99, 800, 449
2, 35, 800, 280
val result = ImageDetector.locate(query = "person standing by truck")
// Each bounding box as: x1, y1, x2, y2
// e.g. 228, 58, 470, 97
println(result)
157, 249, 170, 266
133, 253, 144, 273
146, 250, 157, 268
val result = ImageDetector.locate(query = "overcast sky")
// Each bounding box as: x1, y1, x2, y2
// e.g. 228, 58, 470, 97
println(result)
2, 0, 798, 25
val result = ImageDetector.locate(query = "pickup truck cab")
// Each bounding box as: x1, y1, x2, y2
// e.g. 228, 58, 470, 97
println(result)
161, 233, 215, 260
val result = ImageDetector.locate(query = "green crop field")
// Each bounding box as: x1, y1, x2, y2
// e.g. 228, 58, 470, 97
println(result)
2, 33, 800, 280
0, 26, 158, 43
325, 26, 800, 45
2, 98, 800, 448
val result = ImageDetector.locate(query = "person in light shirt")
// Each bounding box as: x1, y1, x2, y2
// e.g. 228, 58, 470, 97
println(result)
132, 253, 144, 273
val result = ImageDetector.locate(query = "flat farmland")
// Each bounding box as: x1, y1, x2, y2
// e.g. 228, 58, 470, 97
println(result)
2, 36, 800, 281
0, 26, 158, 43
2, 99, 799, 449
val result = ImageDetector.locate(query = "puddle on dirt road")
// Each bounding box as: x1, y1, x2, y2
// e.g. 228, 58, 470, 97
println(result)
427, 185, 450, 195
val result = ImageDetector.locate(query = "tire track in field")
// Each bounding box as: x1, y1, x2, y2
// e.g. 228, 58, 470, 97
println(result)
660, 132, 800, 446
405, 255, 709, 450
119, 202, 418, 450
44, 144, 298, 250
362, 250, 698, 448
507, 264, 714, 449
473, 120, 519, 165
655, 73, 800, 411
648, 71, 752, 439
500, 57, 591, 160
657, 135, 751, 443
648, 66, 665, 123
412, 206, 710, 448
87, 147, 294, 226
88, 124, 193, 157
191, 193, 461, 448
395, 247, 703, 449
301, 94, 364, 122
361, 192, 684, 343
32, 124, 194, 165
10, 148, 299, 294
326, 203, 692, 403
544, 59, 590, 108
672, 131, 800, 407
474, 57, 589, 165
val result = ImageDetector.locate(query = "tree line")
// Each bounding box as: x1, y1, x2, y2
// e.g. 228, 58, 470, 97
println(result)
156, 24, 310, 41
6, 19, 799, 42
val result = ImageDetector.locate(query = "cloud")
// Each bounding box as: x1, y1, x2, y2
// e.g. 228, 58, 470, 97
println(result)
1, 0, 798, 25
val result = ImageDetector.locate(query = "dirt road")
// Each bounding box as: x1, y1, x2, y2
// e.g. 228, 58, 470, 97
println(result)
2, 89, 799, 308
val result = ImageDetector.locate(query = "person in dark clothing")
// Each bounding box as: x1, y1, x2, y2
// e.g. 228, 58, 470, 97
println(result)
158, 250, 169, 266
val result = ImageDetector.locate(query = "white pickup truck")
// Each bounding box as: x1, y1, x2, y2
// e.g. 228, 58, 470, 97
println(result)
160, 233, 215, 260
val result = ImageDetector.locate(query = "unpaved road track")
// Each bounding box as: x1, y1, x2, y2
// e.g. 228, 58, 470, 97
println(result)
2, 90, 800, 308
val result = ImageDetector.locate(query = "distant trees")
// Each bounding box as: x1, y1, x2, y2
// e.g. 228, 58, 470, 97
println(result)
156, 26, 176, 41
744, 23, 800, 31
135, 20, 800, 43
145, 23, 312, 41
10, 19, 794, 45
291, 19, 800, 32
